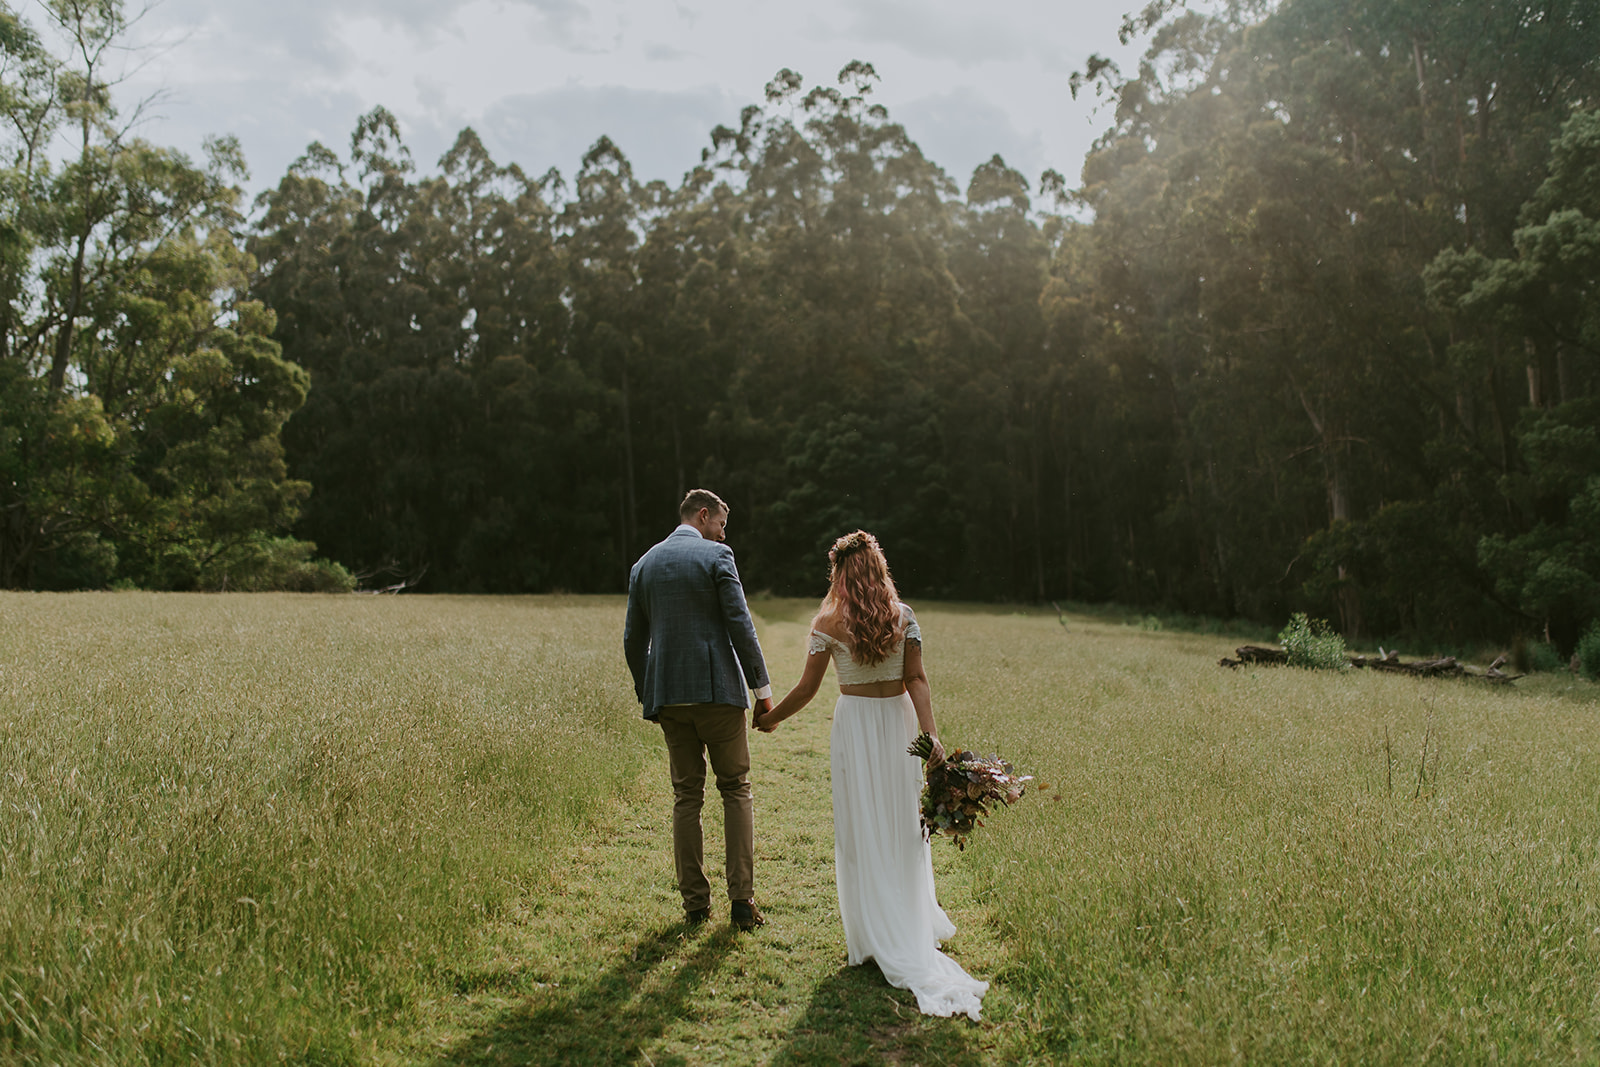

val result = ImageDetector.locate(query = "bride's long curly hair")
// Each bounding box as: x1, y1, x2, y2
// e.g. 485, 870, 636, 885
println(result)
821, 530, 902, 665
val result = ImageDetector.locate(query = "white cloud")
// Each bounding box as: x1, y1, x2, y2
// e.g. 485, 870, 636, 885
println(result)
130, 76, 369, 188
816, 0, 1023, 66
108, 0, 1143, 197
644, 42, 699, 63
481, 84, 736, 181
895, 88, 1045, 189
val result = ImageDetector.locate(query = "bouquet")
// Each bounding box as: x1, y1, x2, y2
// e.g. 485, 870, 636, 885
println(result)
907, 732, 1032, 850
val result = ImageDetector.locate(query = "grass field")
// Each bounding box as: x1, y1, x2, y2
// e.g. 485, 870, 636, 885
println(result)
2, 592, 1597, 1064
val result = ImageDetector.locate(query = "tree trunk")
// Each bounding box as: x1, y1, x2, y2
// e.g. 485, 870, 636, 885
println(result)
50, 110, 96, 394
1335, 565, 1362, 641
1293, 374, 1359, 636
48, 230, 89, 393
619, 358, 637, 559
1524, 337, 1542, 408
1412, 37, 1439, 186
1207, 455, 1231, 609
1031, 439, 1045, 601
1329, 453, 1362, 640
1061, 465, 1073, 601
672, 410, 685, 503
1487, 365, 1513, 476
0, 504, 32, 589
1127, 520, 1138, 602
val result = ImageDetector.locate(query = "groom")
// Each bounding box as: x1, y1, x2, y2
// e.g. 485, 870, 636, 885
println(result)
624, 489, 773, 930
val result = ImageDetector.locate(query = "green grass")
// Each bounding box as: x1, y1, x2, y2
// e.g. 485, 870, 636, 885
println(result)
0, 593, 651, 1063
937, 612, 1600, 1062
3, 592, 1597, 1064
375, 601, 1009, 1066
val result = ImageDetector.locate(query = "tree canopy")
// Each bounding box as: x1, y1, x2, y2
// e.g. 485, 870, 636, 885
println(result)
0, 0, 348, 591
8, 0, 1599, 651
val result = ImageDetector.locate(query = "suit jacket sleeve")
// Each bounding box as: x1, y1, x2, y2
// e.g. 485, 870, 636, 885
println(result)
623, 561, 650, 703
714, 547, 770, 691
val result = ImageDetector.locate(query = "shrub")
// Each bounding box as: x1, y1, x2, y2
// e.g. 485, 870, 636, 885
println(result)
1278, 613, 1349, 670
201, 538, 356, 593
1531, 640, 1567, 674
1510, 635, 1532, 674
1577, 623, 1600, 681
1511, 635, 1567, 674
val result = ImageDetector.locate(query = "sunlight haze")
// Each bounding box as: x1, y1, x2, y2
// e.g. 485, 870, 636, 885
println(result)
115, 0, 1141, 197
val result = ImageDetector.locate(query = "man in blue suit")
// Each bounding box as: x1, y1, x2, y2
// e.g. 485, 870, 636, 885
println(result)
625, 489, 774, 930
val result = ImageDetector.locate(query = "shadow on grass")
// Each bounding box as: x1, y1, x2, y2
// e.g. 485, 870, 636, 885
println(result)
432, 921, 735, 1067
770, 963, 988, 1067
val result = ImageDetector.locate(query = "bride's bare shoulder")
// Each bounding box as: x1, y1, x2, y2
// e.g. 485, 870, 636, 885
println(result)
812, 607, 848, 641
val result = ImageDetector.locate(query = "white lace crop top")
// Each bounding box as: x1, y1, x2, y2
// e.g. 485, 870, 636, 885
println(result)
807, 603, 922, 685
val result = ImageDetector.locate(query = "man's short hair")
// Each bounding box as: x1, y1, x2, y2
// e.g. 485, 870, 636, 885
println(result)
680, 488, 729, 521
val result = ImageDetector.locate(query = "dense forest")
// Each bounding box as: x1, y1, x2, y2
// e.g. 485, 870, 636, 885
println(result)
3, 0, 1598, 651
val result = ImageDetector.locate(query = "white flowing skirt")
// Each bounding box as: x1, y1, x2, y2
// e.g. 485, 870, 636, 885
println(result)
831, 692, 988, 1020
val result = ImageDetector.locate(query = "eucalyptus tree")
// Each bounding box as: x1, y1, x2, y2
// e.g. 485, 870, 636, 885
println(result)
1429, 108, 1600, 650
1254, 0, 1600, 639
556, 135, 652, 571
1068, 3, 1329, 616
250, 114, 574, 590
218, 0, 1598, 637
1032, 197, 1122, 604
695, 62, 969, 594
946, 155, 1052, 599
0, 0, 325, 590
1064, 0, 1600, 635
628, 166, 750, 525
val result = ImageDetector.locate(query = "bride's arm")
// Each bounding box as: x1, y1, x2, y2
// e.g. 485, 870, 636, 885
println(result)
903, 641, 945, 766
755, 636, 830, 732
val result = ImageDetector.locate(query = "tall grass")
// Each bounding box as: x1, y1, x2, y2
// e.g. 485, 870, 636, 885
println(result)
927, 611, 1600, 1062
8, 594, 1598, 1063
0, 592, 649, 1064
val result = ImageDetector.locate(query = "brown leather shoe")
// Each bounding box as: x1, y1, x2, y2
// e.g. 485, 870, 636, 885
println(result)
731, 899, 766, 930
684, 906, 711, 926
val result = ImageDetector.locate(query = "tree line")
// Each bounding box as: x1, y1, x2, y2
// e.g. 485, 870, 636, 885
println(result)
3, 0, 1598, 653
0, 0, 342, 591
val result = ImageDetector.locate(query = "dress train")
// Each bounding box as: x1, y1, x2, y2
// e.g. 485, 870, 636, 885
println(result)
830, 692, 988, 1020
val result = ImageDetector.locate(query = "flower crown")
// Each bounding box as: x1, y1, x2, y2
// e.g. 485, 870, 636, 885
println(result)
830, 530, 878, 562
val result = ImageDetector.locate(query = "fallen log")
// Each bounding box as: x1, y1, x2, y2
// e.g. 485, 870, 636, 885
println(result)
1219, 645, 1523, 683
1481, 654, 1523, 685
1218, 645, 1287, 667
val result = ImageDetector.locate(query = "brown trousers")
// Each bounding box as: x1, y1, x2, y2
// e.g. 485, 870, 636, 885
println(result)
657, 703, 753, 912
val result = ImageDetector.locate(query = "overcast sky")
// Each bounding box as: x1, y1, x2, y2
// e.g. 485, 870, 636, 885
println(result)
103, 0, 1144, 203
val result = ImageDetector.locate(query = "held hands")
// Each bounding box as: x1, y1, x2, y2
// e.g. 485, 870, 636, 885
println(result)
753, 696, 776, 733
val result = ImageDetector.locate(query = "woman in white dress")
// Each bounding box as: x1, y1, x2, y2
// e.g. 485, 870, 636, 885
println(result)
755, 530, 988, 1020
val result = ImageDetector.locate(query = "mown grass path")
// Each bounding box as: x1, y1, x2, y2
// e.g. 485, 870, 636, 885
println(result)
385, 611, 1024, 1066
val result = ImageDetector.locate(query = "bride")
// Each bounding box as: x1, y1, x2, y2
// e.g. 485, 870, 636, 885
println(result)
754, 530, 988, 1020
